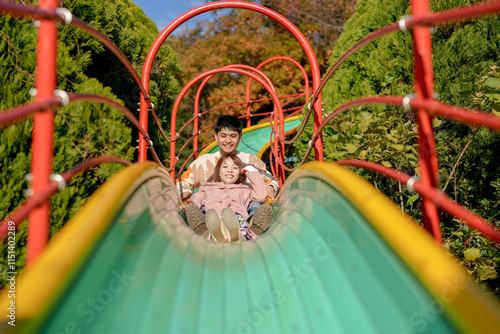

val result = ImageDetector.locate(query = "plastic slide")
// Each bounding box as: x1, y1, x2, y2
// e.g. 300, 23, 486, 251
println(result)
2, 122, 500, 334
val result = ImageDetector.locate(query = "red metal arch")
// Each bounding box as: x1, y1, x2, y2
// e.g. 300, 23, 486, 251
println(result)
138, 1, 323, 163
191, 64, 277, 159
245, 56, 310, 127
168, 66, 286, 184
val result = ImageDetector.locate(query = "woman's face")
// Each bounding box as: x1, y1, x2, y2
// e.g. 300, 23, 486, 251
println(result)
219, 158, 241, 184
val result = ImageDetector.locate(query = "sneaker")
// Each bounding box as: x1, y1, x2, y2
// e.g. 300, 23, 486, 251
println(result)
146, 178, 162, 195
184, 203, 207, 235
221, 208, 242, 242
249, 204, 272, 235
206, 209, 225, 243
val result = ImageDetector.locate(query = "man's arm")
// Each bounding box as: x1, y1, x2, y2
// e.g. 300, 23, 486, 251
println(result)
180, 191, 192, 201
176, 166, 196, 201
176, 154, 218, 201
265, 184, 276, 200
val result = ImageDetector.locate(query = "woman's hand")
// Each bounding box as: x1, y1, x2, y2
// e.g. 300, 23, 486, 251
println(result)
242, 165, 259, 175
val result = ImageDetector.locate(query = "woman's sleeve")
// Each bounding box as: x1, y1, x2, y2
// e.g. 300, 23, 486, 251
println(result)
247, 155, 279, 197
246, 171, 268, 203
187, 190, 205, 208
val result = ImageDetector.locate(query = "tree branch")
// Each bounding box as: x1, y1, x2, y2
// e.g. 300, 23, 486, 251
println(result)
442, 128, 479, 193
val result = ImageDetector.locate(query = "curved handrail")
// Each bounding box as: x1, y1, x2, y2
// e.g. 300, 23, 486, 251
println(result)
335, 159, 500, 244
247, 57, 315, 149
312, 1, 500, 105
0, 1, 154, 109
176, 93, 303, 135
269, 93, 500, 175
0, 92, 168, 167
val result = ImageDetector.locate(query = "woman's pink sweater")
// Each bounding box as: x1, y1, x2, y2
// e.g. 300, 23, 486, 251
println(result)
188, 171, 267, 219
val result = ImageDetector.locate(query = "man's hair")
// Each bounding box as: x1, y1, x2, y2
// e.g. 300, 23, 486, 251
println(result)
214, 115, 243, 134
213, 154, 246, 184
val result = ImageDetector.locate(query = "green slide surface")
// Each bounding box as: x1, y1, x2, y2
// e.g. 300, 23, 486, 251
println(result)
3, 123, 500, 334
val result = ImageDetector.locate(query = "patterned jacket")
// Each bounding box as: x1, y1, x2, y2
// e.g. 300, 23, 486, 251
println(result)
176, 151, 278, 199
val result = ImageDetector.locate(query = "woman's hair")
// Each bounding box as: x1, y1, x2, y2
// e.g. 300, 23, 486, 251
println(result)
213, 154, 246, 184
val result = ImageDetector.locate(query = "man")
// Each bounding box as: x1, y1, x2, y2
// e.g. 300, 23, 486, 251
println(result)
176, 115, 278, 237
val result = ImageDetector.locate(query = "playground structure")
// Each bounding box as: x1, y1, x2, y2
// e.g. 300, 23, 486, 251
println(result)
1, 0, 500, 333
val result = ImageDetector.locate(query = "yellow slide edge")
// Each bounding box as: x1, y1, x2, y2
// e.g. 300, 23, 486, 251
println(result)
289, 161, 500, 334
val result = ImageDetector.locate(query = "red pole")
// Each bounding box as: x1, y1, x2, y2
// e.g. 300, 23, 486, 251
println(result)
27, 0, 58, 264
411, 0, 442, 244
138, 94, 149, 162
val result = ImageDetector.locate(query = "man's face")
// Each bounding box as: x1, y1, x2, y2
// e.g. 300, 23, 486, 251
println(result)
215, 128, 241, 155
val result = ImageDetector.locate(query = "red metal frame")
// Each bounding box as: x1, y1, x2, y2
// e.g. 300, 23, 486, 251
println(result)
168, 67, 286, 184
27, 0, 58, 264
245, 57, 310, 127
191, 64, 276, 159
0, 0, 158, 261
335, 160, 500, 244
0, 157, 130, 240
411, 0, 442, 243
139, 1, 323, 163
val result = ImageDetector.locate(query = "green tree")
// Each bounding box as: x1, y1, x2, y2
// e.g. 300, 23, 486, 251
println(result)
259, 0, 357, 73
0, 0, 180, 288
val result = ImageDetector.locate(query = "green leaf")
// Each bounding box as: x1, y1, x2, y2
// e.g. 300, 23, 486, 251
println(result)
391, 144, 404, 151
358, 115, 372, 133
432, 117, 442, 128
340, 122, 352, 131
381, 161, 392, 167
459, 76, 475, 83
345, 143, 357, 153
484, 77, 500, 91
485, 93, 500, 101
384, 74, 395, 83
405, 153, 418, 164
477, 267, 497, 281
493, 103, 500, 113
407, 194, 419, 204
386, 134, 398, 142
463, 248, 480, 262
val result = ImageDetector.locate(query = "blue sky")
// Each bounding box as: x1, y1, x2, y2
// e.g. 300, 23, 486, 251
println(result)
131, 0, 214, 32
